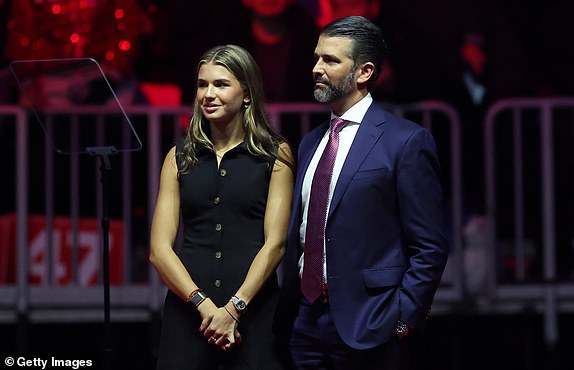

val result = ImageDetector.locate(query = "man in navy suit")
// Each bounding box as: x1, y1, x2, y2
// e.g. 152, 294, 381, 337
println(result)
274, 16, 449, 369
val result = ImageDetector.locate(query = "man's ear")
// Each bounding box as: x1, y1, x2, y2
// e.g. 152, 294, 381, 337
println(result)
356, 62, 375, 85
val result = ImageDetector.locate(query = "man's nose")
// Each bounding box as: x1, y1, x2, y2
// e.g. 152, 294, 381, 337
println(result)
312, 59, 324, 75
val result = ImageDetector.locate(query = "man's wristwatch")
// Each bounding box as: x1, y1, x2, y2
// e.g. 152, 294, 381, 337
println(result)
230, 295, 247, 313
394, 320, 411, 340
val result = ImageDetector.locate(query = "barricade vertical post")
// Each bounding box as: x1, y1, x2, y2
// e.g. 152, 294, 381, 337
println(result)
540, 103, 558, 347
16, 108, 29, 352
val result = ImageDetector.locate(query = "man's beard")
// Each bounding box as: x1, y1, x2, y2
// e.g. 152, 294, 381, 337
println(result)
313, 70, 355, 103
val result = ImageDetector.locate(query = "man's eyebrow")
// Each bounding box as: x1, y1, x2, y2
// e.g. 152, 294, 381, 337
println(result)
314, 52, 340, 61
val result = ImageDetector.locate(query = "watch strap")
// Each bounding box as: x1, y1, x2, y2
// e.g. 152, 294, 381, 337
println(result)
189, 290, 208, 307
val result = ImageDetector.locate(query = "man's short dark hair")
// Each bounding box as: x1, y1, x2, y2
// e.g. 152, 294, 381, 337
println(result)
320, 16, 388, 90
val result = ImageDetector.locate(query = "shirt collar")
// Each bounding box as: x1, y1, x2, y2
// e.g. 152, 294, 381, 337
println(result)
330, 93, 373, 124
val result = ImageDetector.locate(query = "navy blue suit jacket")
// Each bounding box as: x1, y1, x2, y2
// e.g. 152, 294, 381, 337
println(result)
275, 102, 449, 350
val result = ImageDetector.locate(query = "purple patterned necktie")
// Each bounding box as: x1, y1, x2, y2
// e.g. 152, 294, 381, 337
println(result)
301, 117, 347, 304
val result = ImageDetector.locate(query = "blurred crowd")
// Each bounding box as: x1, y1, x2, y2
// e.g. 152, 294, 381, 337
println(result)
0, 0, 572, 108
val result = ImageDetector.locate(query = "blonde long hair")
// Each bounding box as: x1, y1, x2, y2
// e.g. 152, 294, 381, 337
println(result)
179, 44, 291, 174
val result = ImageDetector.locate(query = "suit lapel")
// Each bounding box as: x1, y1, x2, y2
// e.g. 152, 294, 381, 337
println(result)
328, 105, 386, 218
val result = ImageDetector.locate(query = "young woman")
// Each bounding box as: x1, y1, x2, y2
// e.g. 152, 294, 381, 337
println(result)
150, 44, 294, 369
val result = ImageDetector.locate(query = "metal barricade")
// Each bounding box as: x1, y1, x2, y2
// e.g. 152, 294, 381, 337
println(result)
1, 105, 189, 322
484, 97, 574, 348
1, 100, 464, 323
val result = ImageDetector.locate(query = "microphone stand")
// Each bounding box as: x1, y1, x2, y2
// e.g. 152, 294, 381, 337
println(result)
87, 145, 118, 370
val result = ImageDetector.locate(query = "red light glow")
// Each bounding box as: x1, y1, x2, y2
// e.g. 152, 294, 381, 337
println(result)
118, 40, 131, 51
70, 33, 81, 44
51, 5, 62, 14
115, 9, 125, 19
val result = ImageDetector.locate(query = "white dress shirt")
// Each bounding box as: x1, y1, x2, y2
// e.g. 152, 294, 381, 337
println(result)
299, 94, 374, 277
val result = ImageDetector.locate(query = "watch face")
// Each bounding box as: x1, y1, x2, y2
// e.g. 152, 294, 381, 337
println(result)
233, 296, 246, 311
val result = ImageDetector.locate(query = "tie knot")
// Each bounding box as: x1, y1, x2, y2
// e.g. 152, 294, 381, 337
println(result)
330, 117, 347, 133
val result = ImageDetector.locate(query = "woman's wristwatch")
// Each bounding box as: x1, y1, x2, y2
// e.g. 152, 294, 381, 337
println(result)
187, 289, 208, 307
230, 295, 247, 314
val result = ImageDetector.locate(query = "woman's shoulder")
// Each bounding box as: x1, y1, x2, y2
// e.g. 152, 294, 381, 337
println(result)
272, 141, 295, 173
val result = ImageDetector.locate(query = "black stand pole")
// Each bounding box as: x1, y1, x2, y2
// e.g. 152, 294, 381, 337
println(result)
87, 145, 118, 370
